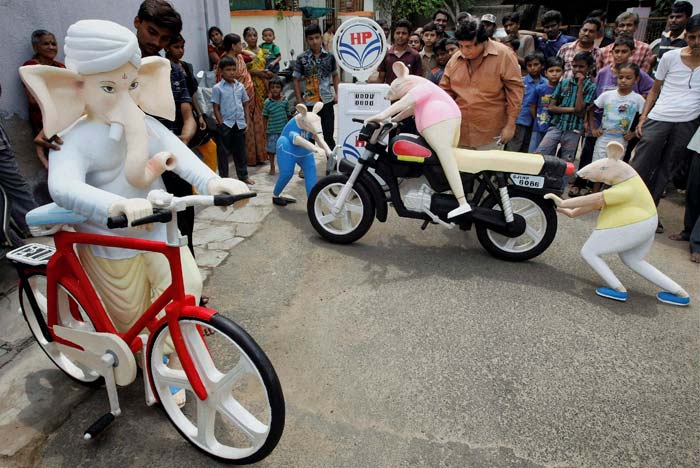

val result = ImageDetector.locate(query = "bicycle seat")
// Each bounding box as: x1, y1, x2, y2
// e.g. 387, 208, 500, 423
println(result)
26, 203, 86, 229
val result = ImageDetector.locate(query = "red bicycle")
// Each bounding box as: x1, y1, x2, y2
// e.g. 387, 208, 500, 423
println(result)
7, 190, 284, 464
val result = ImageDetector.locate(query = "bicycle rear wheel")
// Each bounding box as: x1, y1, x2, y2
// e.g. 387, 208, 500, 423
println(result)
147, 314, 285, 464
19, 271, 102, 386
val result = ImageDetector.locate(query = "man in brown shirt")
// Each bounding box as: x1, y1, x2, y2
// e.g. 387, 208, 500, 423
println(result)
376, 19, 422, 83
420, 22, 439, 77
440, 19, 524, 149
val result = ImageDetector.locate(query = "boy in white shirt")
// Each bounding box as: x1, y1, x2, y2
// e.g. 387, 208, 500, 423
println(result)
588, 63, 646, 162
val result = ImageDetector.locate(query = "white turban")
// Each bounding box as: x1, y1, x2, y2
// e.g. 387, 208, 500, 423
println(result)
64, 20, 142, 75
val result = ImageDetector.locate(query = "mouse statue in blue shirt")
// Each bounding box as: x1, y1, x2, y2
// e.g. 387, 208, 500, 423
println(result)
272, 102, 332, 206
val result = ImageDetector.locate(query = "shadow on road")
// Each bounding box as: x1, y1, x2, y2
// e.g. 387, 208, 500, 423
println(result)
274, 204, 663, 319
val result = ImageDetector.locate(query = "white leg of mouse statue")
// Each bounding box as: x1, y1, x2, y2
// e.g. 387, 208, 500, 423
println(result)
19, 20, 252, 407
545, 141, 690, 306
366, 62, 471, 219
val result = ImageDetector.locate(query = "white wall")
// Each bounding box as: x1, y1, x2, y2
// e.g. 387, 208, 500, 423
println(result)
0, 0, 230, 120
691, 1, 700, 16
231, 14, 305, 69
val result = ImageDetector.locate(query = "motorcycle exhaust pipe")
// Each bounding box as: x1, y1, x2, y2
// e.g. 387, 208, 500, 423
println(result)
430, 194, 526, 237
471, 208, 526, 237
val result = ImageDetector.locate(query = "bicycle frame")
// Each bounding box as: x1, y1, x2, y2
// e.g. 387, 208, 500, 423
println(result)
44, 229, 213, 401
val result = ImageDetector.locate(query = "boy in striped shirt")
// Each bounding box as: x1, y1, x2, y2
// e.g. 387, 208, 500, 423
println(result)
262, 77, 291, 175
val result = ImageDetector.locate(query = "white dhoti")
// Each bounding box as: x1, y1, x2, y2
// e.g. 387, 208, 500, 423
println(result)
78, 246, 202, 333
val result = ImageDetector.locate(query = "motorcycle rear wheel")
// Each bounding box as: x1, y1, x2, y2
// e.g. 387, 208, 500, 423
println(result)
475, 188, 557, 262
308, 174, 375, 244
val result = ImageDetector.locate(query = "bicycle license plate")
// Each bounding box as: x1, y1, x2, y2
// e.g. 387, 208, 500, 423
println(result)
6, 243, 55, 266
511, 174, 545, 189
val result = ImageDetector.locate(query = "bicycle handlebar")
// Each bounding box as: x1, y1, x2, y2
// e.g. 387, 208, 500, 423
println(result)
213, 192, 257, 206
107, 209, 171, 229
106, 192, 257, 229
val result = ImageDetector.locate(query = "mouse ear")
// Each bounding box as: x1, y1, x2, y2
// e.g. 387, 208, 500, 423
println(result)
392, 61, 409, 79
606, 141, 625, 160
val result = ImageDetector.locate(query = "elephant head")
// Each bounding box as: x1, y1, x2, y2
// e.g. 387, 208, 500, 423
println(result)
19, 19, 175, 188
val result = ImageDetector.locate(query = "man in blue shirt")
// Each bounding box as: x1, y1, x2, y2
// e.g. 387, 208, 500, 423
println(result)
525, 10, 576, 59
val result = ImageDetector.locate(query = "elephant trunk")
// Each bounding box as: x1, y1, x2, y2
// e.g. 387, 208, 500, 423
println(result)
110, 103, 177, 189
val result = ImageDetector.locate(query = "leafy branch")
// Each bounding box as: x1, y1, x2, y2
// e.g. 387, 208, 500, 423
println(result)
390, 0, 472, 24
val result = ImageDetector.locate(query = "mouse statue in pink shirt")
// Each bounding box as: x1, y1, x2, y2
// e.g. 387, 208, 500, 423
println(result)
366, 61, 470, 219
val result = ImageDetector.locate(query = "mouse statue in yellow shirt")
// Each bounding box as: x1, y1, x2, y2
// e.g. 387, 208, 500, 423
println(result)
545, 141, 690, 306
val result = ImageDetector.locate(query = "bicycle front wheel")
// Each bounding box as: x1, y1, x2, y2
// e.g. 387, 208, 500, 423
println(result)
147, 314, 285, 464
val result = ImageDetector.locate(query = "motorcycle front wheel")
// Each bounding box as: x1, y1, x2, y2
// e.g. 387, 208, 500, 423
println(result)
475, 188, 557, 262
307, 174, 375, 244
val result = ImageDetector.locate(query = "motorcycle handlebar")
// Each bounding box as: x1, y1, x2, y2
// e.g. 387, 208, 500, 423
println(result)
353, 118, 393, 128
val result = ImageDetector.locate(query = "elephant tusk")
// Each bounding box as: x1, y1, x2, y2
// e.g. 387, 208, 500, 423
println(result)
109, 122, 124, 141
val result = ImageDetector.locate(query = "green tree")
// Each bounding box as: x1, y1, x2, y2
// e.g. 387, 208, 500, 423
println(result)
387, 0, 473, 24
652, 0, 674, 17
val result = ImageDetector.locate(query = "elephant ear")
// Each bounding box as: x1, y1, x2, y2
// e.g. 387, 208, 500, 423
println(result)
19, 65, 85, 138
137, 56, 175, 121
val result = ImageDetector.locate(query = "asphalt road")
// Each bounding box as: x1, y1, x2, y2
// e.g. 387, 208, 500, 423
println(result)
37, 183, 699, 468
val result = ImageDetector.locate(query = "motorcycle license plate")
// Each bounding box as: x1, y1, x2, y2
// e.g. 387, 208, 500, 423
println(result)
511, 174, 544, 189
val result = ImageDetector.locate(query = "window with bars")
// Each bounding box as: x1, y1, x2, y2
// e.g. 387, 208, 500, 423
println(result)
339, 0, 363, 12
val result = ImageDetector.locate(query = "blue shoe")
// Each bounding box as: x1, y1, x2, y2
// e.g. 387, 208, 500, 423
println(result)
657, 291, 690, 306
595, 287, 628, 302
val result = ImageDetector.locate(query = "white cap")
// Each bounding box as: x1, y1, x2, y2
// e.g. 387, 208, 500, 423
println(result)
64, 20, 141, 75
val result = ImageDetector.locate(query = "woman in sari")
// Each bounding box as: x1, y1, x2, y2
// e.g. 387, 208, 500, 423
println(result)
207, 26, 226, 70
243, 27, 272, 166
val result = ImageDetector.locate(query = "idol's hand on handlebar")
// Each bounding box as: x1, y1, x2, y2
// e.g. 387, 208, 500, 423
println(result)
364, 114, 384, 124
108, 198, 154, 231
208, 177, 252, 209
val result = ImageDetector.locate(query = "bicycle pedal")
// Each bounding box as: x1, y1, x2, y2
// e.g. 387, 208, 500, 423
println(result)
83, 412, 116, 440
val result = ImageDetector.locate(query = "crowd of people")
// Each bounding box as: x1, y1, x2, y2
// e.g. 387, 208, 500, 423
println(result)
1, 1, 699, 265
373, 4, 700, 264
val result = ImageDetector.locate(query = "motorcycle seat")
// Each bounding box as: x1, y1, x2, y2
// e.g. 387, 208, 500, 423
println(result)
454, 148, 545, 175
